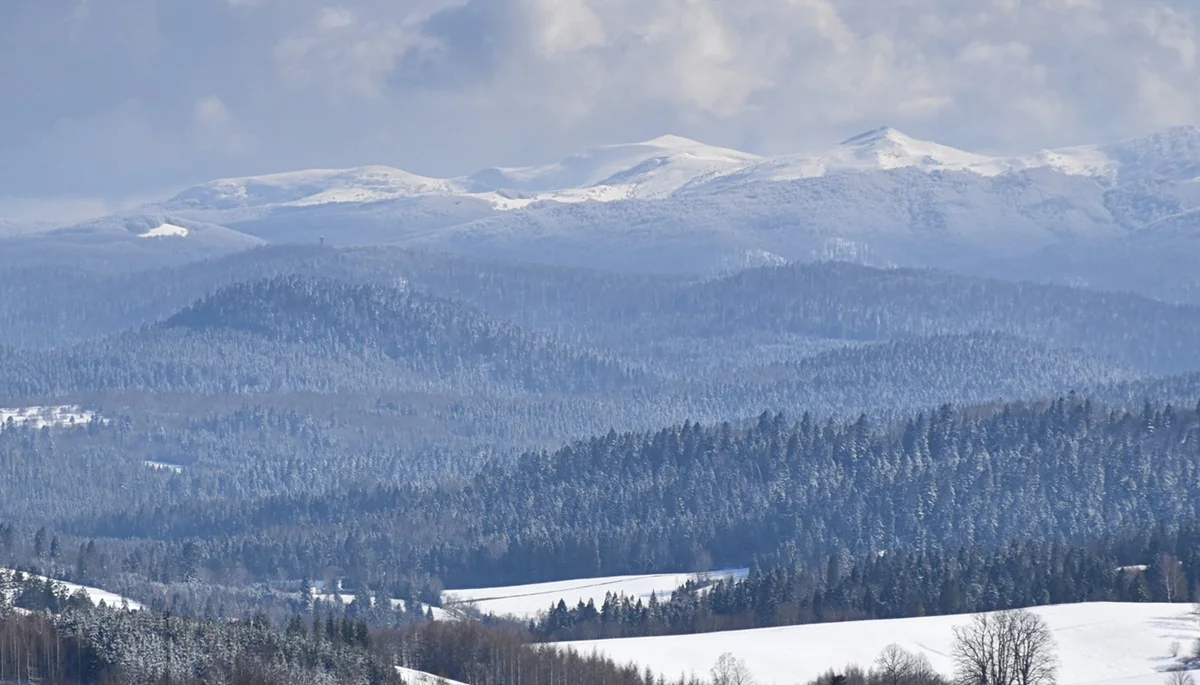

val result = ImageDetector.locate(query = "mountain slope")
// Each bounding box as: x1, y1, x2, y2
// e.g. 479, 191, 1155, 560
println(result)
11, 125, 1200, 299
463, 135, 760, 198
80, 397, 1200, 588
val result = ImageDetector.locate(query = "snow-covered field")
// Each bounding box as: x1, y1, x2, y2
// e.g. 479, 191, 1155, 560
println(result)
1, 569, 145, 611
396, 666, 469, 685
443, 569, 747, 620
0, 405, 102, 429
563, 603, 1200, 685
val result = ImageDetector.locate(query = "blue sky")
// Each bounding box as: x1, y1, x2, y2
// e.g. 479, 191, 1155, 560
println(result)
3, 0, 1199, 220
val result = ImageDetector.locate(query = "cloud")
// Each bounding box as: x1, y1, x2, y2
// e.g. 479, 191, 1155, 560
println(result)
1, 0, 1199, 202
193, 96, 255, 156
274, 7, 428, 99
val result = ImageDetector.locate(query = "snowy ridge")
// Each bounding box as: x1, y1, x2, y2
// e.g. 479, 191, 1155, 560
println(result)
165, 165, 463, 211
708, 127, 1015, 184
563, 602, 1200, 685
151, 126, 1196, 216
150, 126, 1200, 214
157, 135, 762, 214
26, 124, 1200, 301
464, 135, 761, 199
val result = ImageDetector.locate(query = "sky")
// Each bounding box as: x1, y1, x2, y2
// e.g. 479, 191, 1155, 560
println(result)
2, 0, 1200, 221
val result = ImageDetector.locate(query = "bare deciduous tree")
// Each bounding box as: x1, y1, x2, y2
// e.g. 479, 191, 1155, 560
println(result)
711, 652, 757, 685
952, 609, 1059, 685
1157, 554, 1188, 603
1166, 670, 1195, 685
874, 644, 939, 685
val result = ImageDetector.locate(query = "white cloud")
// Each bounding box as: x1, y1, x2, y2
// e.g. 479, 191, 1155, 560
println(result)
194, 96, 255, 156
532, 0, 605, 57
318, 7, 356, 30
274, 6, 429, 99
3, 0, 1200, 200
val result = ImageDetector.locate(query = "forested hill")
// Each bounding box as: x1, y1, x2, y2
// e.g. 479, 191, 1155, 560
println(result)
163, 276, 635, 392
80, 396, 1200, 590
6, 247, 1200, 378
657, 263, 1200, 374
0, 276, 635, 397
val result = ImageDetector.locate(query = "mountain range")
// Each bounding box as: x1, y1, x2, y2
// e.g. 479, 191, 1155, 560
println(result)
7, 125, 1200, 300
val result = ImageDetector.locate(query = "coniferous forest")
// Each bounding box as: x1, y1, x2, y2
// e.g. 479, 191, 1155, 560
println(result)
2, 246, 1200, 683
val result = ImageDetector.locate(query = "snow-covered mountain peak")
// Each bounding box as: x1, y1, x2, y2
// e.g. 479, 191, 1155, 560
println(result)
831, 126, 1006, 174
1010, 126, 1200, 182
638, 134, 713, 149
463, 135, 760, 199
837, 126, 907, 146
129, 123, 1200, 225
700, 127, 1012, 186
161, 165, 464, 211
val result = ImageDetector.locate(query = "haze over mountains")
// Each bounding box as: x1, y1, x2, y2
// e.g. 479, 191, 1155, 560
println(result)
7, 125, 1200, 301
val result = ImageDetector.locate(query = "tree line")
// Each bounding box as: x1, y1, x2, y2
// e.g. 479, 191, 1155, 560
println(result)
530, 523, 1200, 640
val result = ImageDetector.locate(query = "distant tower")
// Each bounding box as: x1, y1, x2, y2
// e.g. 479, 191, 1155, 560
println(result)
319, 236, 325, 246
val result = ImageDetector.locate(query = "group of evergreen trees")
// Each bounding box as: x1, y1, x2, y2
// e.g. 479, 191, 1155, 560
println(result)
64, 397, 1197, 589
4, 395, 1197, 623
0, 596, 708, 685
531, 524, 1200, 640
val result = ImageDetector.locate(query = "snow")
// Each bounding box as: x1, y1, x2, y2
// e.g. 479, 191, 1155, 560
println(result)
163, 165, 464, 212
464, 136, 761, 198
138, 222, 190, 238
0, 405, 102, 429
1014, 145, 1118, 178
562, 602, 1200, 685
157, 136, 760, 216
283, 166, 463, 207
1, 569, 145, 611
396, 666, 470, 685
442, 569, 748, 620
74, 125, 1200, 289
148, 126, 1194, 221
700, 127, 1023, 187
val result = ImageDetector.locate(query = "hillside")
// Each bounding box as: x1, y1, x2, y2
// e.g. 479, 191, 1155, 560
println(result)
662, 263, 1200, 374
69, 397, 1200, 590
565, 602, 1200, 685
5, 248, 1199, 376
0, 276, 634, 398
